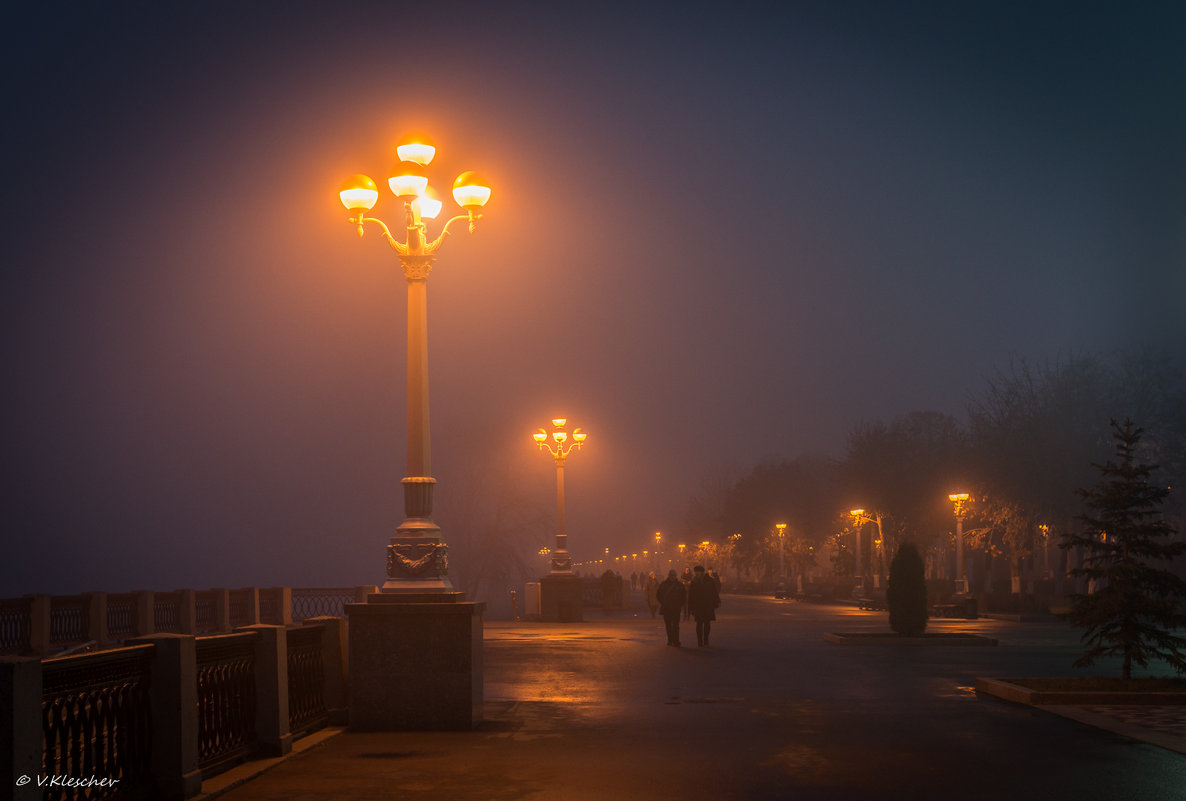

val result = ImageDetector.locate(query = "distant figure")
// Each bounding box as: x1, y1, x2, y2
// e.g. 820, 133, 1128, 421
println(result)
631, 571, 639, 591
644, 571, 660, 618
681, 567, 694, 620
657, 570, 687, 646
688, 565, 721, 647
707, 567, 722, 595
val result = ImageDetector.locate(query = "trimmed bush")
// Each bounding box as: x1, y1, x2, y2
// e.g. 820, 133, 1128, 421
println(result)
888, 542, 928, 636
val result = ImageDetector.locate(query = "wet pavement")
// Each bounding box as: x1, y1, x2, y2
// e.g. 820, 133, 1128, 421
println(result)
207, 594, 1186, 801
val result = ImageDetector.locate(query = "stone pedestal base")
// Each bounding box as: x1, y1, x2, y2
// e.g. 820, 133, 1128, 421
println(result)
539, 574, 584, 622
345, 593, 484, 730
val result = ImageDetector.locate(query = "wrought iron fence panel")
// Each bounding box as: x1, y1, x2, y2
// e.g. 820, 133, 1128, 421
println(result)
0, 596, 32, 653
258, 588, 283, 625
228, 590, 253, 628
291, 588, 356, 621
50, 595, 91, 646
581, 580, 602, 605
196, 633, 258, 774
41, 645, 155, 801
153, 593, 181, 633
105, 595, 138, 641
285, 625, 328, 737
194, 591, 218, 634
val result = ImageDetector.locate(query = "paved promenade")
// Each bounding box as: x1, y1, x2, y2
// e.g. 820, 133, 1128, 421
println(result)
208, 595, 1186, 801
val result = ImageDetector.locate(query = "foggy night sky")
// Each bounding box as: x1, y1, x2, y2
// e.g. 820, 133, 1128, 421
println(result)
2, 2, 1184, 598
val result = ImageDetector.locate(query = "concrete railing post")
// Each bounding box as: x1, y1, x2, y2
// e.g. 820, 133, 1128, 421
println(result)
26, 595, 50, 657
1, 657, 42, 801
303, 616, 348, 725
234, 624, 292, 758
177, 590, 197, 635
125, 634, 201, 800
86, 592, 109, 647
134, 591, 155, 637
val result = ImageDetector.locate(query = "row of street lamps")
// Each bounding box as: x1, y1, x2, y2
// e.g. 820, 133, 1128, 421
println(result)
339, 143, 975, 599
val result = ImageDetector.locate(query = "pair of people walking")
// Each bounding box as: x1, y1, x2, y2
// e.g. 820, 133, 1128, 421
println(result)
656, 565, 720, 647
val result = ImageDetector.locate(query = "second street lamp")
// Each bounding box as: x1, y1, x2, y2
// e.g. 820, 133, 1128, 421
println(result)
338, 135, 491, 593
533, 418, 588, 574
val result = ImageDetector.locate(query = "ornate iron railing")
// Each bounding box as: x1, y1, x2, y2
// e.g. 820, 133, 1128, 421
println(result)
42, 644, 154, 800
50, 595, 92, 647
0, 596, 32, 653
105, 594, 138, 640
196, 632, 258, 774
153, 592, 181, 633
194, 590, 218, 634
286, 625, 328, 737
292, 588, 356, 621
228, 589, 255, 628
259, 588, 284, 625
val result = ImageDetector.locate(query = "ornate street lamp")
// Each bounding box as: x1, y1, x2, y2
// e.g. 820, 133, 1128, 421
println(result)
949, 492, 970, 594
533, 418, 588, 574
849, 509, 885, 589
338, 134, 492, 593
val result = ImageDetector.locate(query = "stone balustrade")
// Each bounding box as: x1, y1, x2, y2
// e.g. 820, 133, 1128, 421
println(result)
0, 586, 377, 658
1, 617, 350, 801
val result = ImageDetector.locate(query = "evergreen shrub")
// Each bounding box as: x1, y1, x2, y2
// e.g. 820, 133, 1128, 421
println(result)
888, 541, 928, 636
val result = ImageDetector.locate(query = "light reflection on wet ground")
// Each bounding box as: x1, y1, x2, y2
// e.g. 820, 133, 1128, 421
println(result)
217, 594, 1186, 801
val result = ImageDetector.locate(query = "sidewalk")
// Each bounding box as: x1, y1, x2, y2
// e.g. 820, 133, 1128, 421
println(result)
208, 596, 1186, 801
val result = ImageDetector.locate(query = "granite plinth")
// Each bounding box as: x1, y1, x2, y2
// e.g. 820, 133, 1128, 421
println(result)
345, 594, 484, 731
539, 574, 584, 622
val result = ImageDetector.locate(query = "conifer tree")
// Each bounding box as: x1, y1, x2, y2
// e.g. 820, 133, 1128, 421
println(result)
1061, 419, 1186, 679
887, 541, 928, 636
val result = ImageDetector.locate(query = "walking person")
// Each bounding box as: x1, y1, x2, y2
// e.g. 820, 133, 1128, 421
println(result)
680, 567, 694, 620
644, 571, 660, 618
688, 565, 721, 647
657, 569, 687, 646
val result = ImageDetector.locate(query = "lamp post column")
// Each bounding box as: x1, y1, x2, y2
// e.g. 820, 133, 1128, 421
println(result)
551, 454, 571, 573
949, 493, 969, 595
385, 251, 449, 592
854, 523, 862, 586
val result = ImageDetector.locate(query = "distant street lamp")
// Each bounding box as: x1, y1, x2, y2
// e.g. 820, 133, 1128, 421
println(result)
849, 509, 885, 589
533, 418, 588, 574
655, 532, 662, 571
775, 523, 788, 580
338, 134, 492, 592
949, 492, 970, 594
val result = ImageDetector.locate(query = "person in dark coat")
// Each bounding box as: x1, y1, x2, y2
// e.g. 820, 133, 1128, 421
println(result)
656, 569, 687, 646
688, 565, 721, 647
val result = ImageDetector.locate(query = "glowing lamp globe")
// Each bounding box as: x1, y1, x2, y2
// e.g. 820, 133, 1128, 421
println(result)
452, 171, 492, 209
388, 161, 429, 200
339, 174, 379, 211
396, 133, 436, 166
572, 429, 587, 443
413, 191, 443, 220
533, 430, 548, 444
